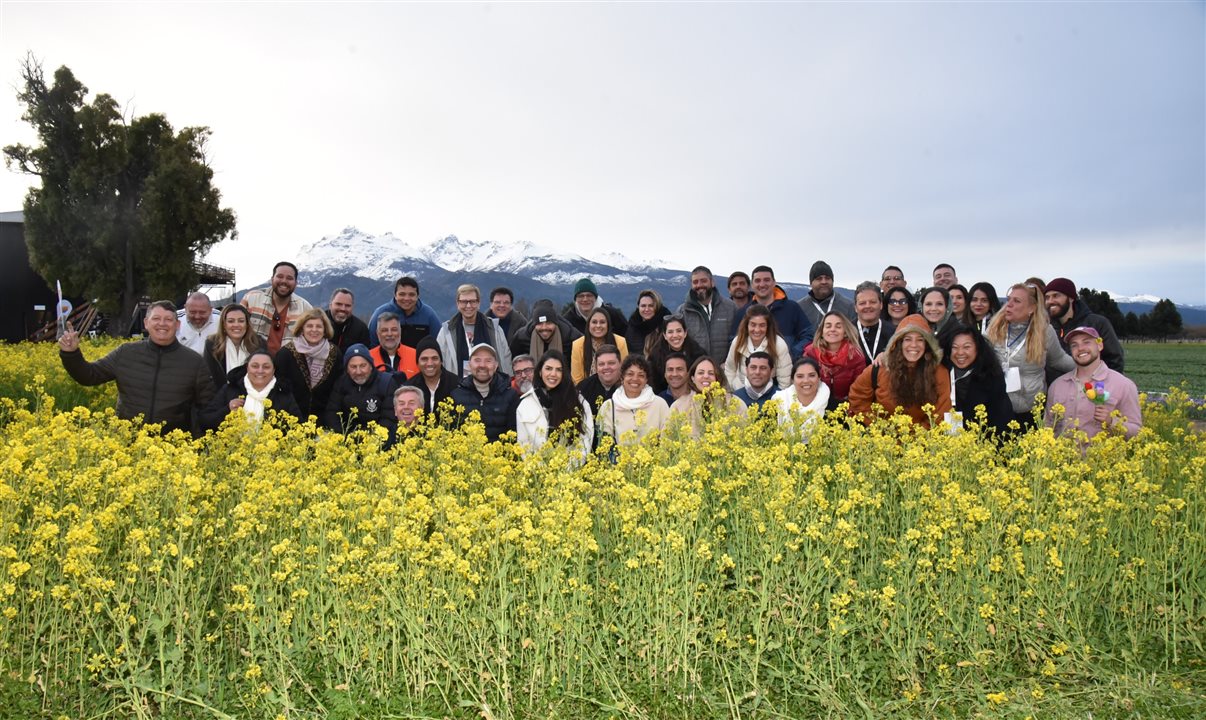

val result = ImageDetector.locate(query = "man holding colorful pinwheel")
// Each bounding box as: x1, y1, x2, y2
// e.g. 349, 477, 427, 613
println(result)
1044, 326, 1142, 440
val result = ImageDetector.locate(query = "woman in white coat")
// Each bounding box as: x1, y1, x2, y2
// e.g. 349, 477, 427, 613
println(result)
724, 304, 792, 391
773, 357, 831, 438
516, 350, 593, 459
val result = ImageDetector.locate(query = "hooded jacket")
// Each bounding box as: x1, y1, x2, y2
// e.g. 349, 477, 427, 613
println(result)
677, 288, 738, 362
847, 315, 952, 428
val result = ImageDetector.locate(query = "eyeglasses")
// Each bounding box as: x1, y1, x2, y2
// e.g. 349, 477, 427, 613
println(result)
514, 367, 535, 377
887, 299, 909, 306
457, 299, 478, 306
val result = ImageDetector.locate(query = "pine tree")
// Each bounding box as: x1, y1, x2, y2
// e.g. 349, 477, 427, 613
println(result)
1147, 299, 1183, 340
3, 57, 236, 328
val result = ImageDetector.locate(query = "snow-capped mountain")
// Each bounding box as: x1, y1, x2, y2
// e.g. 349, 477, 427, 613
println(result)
287, 228, 717, 320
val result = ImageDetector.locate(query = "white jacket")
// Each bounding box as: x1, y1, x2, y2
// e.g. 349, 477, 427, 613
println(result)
724, 335, 792, 391
772, 382, 830, 438
436, 314, 513, 377
515, 389, 594, 459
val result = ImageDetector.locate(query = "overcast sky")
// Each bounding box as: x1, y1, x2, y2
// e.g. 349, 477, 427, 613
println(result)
2, 2, 1203, 304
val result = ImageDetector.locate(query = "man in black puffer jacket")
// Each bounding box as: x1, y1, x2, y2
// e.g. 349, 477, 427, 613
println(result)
450, 343, 520, 442
59, 300, 213, 435
323, 344, 398, 435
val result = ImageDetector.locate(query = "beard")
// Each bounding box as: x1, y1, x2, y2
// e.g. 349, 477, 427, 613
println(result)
1047, 300, 1069, 320
693, 286, 712, 303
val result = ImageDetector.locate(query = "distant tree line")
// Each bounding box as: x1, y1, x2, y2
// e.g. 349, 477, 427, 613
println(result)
1078, 288, 1184, 340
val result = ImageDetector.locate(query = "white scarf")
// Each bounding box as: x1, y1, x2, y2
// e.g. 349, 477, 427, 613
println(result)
242, 375, 276, 423
224, 340, 249, 375
612, 385, 655, 411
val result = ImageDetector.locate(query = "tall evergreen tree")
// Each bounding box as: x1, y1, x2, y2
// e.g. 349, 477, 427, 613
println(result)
1077, 288, 1126, 332
3, 58, 236, 328
1147, 299, 1183, 340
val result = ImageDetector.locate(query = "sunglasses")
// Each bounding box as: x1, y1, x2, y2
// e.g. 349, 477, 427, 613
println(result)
272, 311, 282, 330
887, 299, 910, 306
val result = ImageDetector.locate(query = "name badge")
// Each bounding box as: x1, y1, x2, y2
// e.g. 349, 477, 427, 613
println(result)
1004, 366, 1022, 393
944, 410, 964, 435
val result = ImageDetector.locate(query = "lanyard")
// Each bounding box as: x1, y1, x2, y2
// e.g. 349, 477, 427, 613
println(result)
811, 295, 835, 317
859, 321, 881, 360
949, 367, 966, 407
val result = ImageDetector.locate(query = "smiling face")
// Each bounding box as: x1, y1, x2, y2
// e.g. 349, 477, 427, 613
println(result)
885, 290, 910, 321
490, 292, 512, 319
821, 315, 845, 346
621, 364, 648, 397
922, 291, 947, 325
185, 296, 211, 329
469, 349, 498, 383
347, 356, 373, 385
751, 271, 775, 304
457, 290, 480, 322
394, 284, 418, 313
539, 357, 563, 390
949, 332, 977, 370
1004, 288, 1035, 324
588, 311, 609, 340
880, 268, 906, 293
1068, 333, 1102, 368
575, 291, 596, 316
664, 320, 686, 350
245, 353, 275, 390
377, 319, 401, 351
692, 360, 718, 391
144, 306, 180, 346
745, 357, 772, 389
271, 266, 297, 301
223, 308, 248, 341
664, 357, 688, 390
394, 391, 421, 426
535, 321, 556, 341
746, 315, 768, 346
948, 288, 966, 315
301, 318, 327, 345
1044, 290, 1072, 321
727, 275, 749, 302
855, 289, 882, 326
596, 352, 621, 385
418, 348, 443, 379
329, 291, 354, 323
792, 362, 820, 401
932, 266, 957, 289
900, 333, 927, 364
690, 271, 713, 302
970, 289, 992, 320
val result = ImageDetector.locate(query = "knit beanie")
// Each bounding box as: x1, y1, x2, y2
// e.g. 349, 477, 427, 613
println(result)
415, 335, 440, 357
344, 343, 372, 367
810, 260, 834, 282
573, 278, 599, 298
1046, 277, 1077, 298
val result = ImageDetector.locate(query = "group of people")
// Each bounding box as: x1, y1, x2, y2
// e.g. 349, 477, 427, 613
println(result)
57, 258, 1142, 451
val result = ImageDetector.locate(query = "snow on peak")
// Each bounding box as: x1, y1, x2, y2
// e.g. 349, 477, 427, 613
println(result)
1103, 291, 1163, 305
297, 228, 674, 279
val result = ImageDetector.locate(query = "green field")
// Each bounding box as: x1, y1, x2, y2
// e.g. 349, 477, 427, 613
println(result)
1123, 342, 1206, 398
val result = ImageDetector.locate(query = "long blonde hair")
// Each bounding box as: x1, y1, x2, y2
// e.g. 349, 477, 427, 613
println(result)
811, 311, 862, 352
985, 283, 1049, 365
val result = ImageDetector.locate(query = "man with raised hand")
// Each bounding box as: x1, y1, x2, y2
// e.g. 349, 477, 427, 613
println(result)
241, 261, 312, 355
325, 288, 370, 354
175, 292, 220, 353
59, 300, 213, 434
677, 266, 737, 362
1045, 326, 1141, 440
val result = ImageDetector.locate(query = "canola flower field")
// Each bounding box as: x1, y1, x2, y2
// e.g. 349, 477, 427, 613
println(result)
0, 340, 1203, 719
